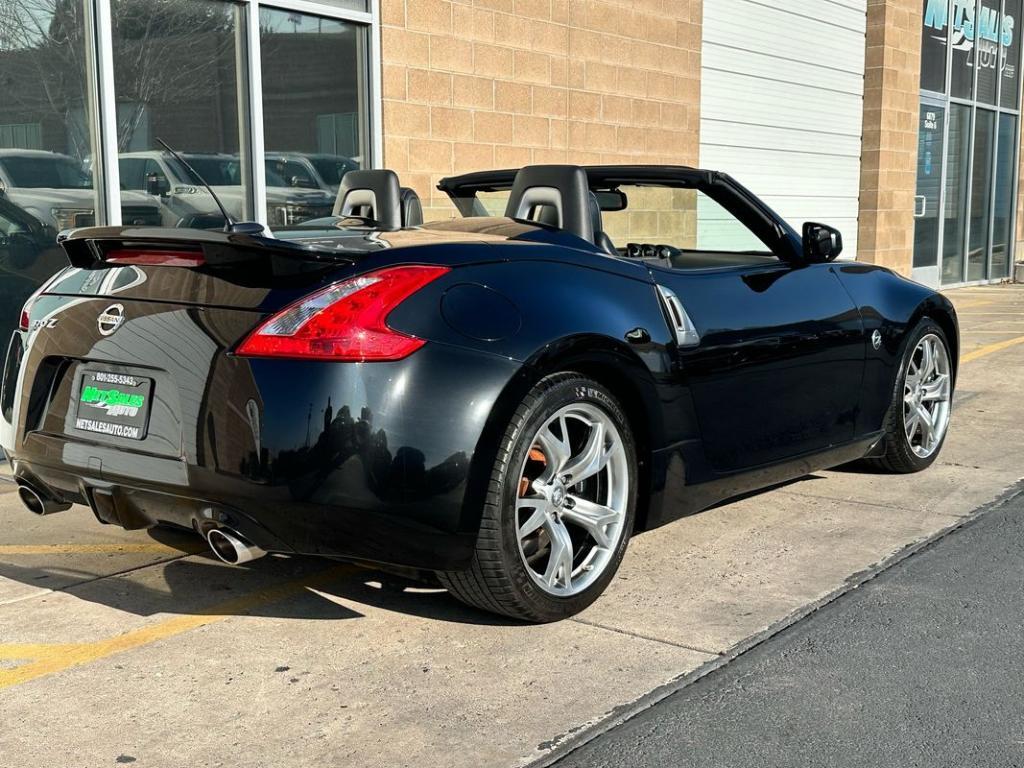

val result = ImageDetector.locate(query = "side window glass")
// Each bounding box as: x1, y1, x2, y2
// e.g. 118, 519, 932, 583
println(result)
694, 192, 770, 253
118, 158, 145, 190
601, 186, 774, 266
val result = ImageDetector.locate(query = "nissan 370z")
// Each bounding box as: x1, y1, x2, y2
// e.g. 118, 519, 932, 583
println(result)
1, 165, 958, 622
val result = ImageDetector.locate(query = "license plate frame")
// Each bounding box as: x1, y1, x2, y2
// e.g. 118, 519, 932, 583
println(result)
74, 371, 153, 441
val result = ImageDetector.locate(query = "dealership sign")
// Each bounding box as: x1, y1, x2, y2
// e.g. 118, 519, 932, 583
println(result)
924, 0, 1017, 83
925, 0, 1015, 48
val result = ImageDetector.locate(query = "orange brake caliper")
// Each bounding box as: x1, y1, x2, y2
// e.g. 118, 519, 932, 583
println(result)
519, 447, 547, 497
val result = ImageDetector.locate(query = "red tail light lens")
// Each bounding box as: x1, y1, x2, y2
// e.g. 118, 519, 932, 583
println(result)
104, 248, 205, 267
236, 265, 450, 362
19, 300, 32, 331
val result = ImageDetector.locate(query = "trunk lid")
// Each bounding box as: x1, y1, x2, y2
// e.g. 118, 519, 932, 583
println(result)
52, 226, 375, 312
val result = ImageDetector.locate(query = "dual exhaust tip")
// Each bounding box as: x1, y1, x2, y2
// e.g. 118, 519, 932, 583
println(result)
206, 527, 265, 565
16, 480, 265, 566
16, 482, 71, 516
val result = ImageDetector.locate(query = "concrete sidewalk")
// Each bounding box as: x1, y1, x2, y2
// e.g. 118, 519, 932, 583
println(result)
0, 284, 1022, 768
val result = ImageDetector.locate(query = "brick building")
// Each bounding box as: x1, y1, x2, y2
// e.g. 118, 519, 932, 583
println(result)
0, 0, 1020, 288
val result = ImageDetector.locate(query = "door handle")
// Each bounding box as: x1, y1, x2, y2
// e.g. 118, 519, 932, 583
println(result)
914, 195, 927, 218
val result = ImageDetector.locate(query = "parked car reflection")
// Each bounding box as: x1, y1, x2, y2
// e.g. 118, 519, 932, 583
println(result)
0, 149, 163, 231
0, 192, 68, 339
266, 152, 358, 195
119, 150, 335, 228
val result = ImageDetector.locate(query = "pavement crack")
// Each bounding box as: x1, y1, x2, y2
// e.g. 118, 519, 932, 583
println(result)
569, 617, 721, 657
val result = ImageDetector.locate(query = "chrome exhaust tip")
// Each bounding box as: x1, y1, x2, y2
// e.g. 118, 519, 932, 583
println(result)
16, 482, 71, 516
206, 528, 265, 565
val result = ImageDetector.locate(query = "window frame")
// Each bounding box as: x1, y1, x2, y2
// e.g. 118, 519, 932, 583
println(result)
91, 0, 381, 227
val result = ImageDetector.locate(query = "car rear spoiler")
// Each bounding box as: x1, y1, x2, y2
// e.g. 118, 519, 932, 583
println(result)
58, 226, 357, 274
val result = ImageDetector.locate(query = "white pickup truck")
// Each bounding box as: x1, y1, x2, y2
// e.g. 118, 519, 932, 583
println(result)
119, 151, 336, 227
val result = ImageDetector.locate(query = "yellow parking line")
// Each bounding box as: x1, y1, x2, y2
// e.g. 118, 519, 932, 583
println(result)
0, 543, 202, 556
0, 564, 354, 689
961, 335, 1024, 364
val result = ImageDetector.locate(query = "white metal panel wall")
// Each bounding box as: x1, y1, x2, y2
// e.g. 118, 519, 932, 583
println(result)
699, 0, 868, 256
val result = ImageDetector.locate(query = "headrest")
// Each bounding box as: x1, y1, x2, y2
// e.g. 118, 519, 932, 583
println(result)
400, 187, 423, 227
504, 165, 594, 243
333, 169, 402, 229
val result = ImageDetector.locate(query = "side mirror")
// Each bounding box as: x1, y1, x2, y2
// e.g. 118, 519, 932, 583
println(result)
145, 172, 168, 197
803, 222, 843, 262
290, 175, 316, 189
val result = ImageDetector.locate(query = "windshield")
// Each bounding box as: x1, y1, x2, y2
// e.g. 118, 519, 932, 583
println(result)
0, 156, 92, 189
310, 157, 356, 186
167, 156, 241, 186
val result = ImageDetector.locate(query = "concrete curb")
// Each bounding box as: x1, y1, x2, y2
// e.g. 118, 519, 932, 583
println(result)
525, 477, 1024, 768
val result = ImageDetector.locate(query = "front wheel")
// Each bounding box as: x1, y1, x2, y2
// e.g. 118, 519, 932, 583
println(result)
439, 373, 637, 622
867, 318, 954, 473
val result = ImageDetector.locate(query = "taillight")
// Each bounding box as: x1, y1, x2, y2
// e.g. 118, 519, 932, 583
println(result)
235, 265, 450, 362
19, 299, 32, 331
104, 248, 205, 267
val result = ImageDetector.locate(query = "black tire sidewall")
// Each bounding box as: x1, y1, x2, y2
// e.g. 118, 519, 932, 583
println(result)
889, 319, 953, 471
496, 375, 637, 621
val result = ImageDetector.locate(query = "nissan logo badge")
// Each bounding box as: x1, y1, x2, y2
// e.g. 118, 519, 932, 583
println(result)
97, 304, 125, 336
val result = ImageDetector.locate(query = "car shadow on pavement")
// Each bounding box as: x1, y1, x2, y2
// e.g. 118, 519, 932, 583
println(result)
0, 471, 851, 629
0, 527, 522, 628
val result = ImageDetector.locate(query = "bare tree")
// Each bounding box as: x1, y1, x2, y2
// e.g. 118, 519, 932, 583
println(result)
0, 0, 237, 155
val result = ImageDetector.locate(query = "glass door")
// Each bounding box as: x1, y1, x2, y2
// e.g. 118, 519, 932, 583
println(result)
912, 102, 947, 285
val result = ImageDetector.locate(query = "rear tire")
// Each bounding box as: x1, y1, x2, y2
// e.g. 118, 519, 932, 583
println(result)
865, 318, 953, 474
438, 373, 637, 623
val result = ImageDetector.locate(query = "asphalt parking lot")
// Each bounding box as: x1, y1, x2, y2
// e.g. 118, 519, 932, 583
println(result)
1, 284, 1022, 768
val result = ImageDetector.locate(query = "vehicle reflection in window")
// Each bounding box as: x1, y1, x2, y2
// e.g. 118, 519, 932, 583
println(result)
0, 194, 67, 340
0, 153, 92, 189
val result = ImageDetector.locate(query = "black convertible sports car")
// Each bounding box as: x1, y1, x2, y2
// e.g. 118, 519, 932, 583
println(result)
2, 165, 957, 622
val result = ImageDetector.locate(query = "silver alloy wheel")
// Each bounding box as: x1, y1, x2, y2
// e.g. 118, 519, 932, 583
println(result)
903, 333, 952, 458
514, 402, 629, 598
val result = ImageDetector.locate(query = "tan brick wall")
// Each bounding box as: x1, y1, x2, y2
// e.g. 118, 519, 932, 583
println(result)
380, 0, 703, 221
857, 0, 922, 275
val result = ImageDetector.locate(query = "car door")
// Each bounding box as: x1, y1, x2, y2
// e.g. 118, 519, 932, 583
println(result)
637, 182, 865, 474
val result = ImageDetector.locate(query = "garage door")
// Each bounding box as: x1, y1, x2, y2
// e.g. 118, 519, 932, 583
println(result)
699, 0, 867, 257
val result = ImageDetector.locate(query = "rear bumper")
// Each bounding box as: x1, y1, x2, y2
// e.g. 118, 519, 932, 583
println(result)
9, 341, 521, 572
13, 455, 479, 570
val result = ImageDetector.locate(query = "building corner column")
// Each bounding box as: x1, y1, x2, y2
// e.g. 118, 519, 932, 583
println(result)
857, 0, 923, 275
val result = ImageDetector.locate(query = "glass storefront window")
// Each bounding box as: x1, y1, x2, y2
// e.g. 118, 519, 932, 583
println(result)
967, 109, 996, 281
991, 113, 1017, 277
977, 0, 1002, 105
922, 0, 951, 92
942, 104, 972, 284
0, 0, 100, 340
111, 0, 247, 229
1002, 0, 1023, 108
951, 0, 977, 98
919, 0, 1022, 285
259, 8, 367, 227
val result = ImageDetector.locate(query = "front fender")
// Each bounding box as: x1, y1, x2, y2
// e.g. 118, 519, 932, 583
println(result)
833, 263, 959, 435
